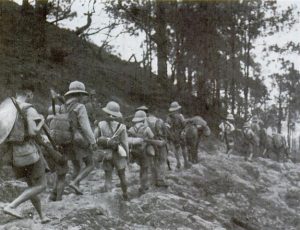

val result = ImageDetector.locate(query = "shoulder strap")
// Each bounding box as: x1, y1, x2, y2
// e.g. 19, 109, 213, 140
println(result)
108, 121, 121, 138
10, 97, 30, 135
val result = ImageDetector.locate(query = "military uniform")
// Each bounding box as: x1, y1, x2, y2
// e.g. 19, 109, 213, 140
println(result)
242, 123, 259, 161
219, 121, 235, 154
166, 102, 190, 169
129, 120, 154, 193
50, 81, 96, 199
4, 94, 49, 222
135, 107, 168, 187
150, 118, 168, 187
95, 101, 129, 200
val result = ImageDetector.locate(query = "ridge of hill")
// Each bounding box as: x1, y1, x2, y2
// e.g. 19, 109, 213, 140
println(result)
0, 1, 168, 116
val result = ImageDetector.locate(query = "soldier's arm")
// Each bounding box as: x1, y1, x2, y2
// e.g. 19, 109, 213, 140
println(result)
145, 127, 155, 139
77, 104, 96, 145
120, 125, 129, 154
94, 126, 100, 140
26, 107, 45, 136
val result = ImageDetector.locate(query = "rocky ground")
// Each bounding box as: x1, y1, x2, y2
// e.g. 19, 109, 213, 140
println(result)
1, 142, 300, 230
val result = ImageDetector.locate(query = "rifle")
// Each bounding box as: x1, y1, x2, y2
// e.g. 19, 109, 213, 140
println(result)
50, 89, 57, 115
144, 138, 166, 147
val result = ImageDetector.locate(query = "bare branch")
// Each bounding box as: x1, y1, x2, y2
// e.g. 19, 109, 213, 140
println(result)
75, 11, 93, 36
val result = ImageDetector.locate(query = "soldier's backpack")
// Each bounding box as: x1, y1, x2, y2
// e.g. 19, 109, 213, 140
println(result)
243, 129, 259, 146
49, 103, 77, 145
187, 116, 211, 136
272, 133, 285, 149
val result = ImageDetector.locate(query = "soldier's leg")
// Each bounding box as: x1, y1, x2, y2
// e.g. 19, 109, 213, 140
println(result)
56, 174, 66, 201
192, 140, 199, 163
155, 147, 168, 187
139, 155, 149, 193
101, 159, 113, 192
50, 158, 68, 201
181, 144, 191, 168
27, 176, 50, 224
152, 154, 160, 185
247, 145, 254, 161
70, 154, 94, 194
104, 170, 113, 192
174, 143, 181, 169
117, 168, 128, 200
49, 174, 58, 202
4, 160, 47, 219
71, 159, 81, 183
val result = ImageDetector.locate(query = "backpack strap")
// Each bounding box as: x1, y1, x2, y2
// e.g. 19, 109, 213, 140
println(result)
10, 97, 32, 137
107, 121, 121, 138
66, 102, 81, 132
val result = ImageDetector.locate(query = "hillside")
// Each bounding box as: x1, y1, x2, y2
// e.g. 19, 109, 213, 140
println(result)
1, 141, 300, 229
0, 1, 168, 116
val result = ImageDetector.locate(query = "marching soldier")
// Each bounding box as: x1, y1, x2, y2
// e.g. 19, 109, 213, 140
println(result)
95, 101, 129, 200
128, 110, 155, 194
242, 122, 259, 161
166, 101, 191, 169
3, 84, 50, 223
219, 114, 235, 156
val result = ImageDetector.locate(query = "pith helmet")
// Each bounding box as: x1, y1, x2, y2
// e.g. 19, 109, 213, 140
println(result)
226, 114, 234, 120
90, 89, 96, 95
102, 101, 122, 118
136, 105, 149, 112
132, 110, 147, 123
169, 101, 182, 112
243, 122, 251, 128
64, 81, 88, 96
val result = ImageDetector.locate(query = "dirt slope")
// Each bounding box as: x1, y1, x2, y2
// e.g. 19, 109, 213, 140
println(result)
1, 142, 300, 229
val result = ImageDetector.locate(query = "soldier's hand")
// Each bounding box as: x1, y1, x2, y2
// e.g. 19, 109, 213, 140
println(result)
107, 139, 119, 150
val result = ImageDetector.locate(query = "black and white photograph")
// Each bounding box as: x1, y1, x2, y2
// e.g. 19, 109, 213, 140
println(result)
0, 0, 300, 229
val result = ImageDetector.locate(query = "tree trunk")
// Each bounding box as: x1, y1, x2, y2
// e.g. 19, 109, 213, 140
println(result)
230, 25, 236, 115
21, 0, 30, 15
277, 90, 282, 134
34, 0, 48, 50
155, 1, 168, 85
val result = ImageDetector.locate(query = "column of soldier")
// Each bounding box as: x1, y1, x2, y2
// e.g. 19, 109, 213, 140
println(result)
2, 80, 194, 224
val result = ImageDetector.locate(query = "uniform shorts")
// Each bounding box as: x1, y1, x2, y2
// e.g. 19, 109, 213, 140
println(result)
13, 158, 45, 180
103, 150, 127, 171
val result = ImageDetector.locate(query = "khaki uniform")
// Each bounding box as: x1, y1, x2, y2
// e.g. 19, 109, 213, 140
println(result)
50, 98, 96, 200
219, 121, 235, 154
61, 98, 96, 161
166, 113, 189, 168
95, 120, 128, 194
7, 102, 46, 181
242, 128, 259, 161
4, 99, 48, 220
128, 123, 154, 192
150, 118, 168, 186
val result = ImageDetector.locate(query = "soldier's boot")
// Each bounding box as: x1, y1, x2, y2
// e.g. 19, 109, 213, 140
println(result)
117, 169, 128, 201
227, 148, 233, 158
48, 191, 57, 202
247, 153, 254, 162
